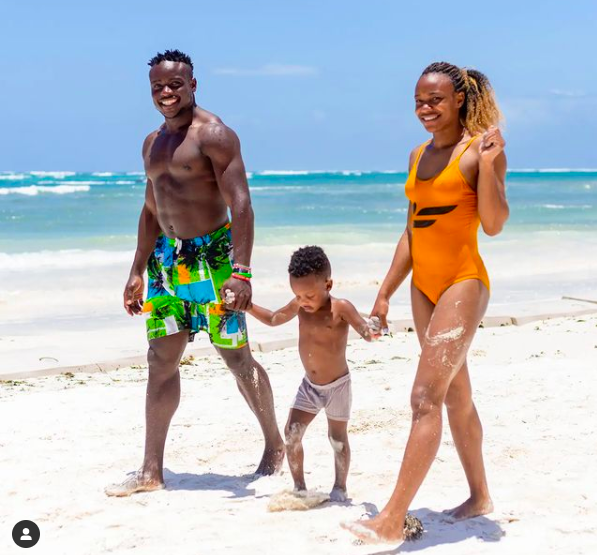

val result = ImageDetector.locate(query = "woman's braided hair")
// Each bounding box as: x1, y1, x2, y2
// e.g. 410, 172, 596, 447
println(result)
421, 62, 503, 135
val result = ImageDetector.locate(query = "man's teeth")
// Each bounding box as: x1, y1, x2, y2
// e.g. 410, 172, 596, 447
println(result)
422, 115, 439, 121
161, 98, 178, 106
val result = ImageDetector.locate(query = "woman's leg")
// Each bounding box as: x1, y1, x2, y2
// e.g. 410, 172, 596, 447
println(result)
444, 361, 493, 518
413, 285, 493, 518
343, 279, 489, 543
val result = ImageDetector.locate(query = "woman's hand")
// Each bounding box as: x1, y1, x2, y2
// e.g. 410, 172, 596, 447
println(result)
479, 126, 506, 165
370, 294, 390, 335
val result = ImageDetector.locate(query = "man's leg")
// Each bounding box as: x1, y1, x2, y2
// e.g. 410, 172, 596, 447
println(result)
105, 331, 189, 497
217, 345, 285, 475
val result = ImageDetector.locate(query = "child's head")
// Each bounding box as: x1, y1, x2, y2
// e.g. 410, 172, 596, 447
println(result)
288, 246, 332, 312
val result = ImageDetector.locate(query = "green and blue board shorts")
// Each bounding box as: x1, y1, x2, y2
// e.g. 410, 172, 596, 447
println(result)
142, 223, 248, 349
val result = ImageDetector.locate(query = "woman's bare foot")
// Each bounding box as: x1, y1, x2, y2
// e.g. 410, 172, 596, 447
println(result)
444, 496, 494, 520
329, 486, 348, 503
255, 444, 286, 476
104, 472, 165, 497
341, 513, 404, 545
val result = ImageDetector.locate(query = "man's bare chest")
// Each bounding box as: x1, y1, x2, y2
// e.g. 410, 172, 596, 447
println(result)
145, 133, 213, 182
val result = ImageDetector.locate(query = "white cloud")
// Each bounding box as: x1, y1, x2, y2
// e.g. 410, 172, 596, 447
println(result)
213, 63, 318, 77
550, 89, 587, 98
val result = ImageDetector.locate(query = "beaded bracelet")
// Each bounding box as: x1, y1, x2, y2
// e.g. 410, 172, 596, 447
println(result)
233, 263, 252, 273
232, 273, 251, 282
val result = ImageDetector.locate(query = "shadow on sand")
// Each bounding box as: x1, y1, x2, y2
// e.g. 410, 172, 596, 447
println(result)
364, 508, 505, 555
163, 469, 257, 498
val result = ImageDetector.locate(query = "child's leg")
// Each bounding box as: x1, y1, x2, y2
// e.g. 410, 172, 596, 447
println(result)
284, 409, 317, 491
327, 418, 350, 502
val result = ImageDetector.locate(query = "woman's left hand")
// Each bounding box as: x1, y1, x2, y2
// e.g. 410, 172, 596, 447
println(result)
479, 126, 506, 164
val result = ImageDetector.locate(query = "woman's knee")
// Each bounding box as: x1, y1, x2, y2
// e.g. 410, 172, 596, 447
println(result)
410, 384, 444, 419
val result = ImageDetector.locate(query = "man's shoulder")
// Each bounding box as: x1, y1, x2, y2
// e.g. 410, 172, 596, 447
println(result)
142, 128, 161, 155
194, 112, 240, 154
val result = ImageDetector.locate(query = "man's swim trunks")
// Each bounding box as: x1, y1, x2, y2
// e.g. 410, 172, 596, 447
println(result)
142, 223, 248, 349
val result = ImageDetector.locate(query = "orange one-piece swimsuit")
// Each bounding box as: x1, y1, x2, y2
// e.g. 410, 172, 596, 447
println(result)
404, 137, 490, 305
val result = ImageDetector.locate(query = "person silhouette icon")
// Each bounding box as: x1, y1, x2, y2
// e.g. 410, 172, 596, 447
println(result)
12, 520, 40, 547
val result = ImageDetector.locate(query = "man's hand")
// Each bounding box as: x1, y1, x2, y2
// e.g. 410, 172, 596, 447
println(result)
124, 274, 144, 316
370, 295, 390, 335
221, 277, 252, 311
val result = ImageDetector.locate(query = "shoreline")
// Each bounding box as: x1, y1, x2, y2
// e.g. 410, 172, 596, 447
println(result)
2, 295, 595, 381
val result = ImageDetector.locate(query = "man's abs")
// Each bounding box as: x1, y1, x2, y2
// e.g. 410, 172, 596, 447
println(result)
152, 178, 229, 239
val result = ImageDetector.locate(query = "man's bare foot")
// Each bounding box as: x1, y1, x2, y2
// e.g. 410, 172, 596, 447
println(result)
341, 513, 404, 545
254, 445, 285, 476
443, 496, 494, 520
329, 486, 348, 503
104, 472, 165, 497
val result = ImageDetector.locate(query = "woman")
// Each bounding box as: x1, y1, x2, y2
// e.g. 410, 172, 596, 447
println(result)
344, 62, 509, 544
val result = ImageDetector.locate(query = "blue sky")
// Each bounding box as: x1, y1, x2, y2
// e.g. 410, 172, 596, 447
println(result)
2, 0, 596, 171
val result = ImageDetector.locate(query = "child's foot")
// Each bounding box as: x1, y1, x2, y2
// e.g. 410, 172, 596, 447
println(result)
341, 513, 404, 545
255, 444, 286, 476
329, 486, 348, 502
104, 472, 165, 497
443, 496, 494, 520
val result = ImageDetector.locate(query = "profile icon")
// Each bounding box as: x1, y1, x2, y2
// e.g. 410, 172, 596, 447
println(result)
12, 520, 40, 548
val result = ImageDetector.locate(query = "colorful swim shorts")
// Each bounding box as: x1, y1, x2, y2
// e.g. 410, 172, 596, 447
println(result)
142, 223, 248, 349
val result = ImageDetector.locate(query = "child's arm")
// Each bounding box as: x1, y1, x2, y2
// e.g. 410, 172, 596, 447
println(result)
336, 299, 378, 342
248, 299, 300, 327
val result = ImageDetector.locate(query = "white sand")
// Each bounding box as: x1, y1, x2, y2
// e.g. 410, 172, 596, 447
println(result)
1, 315, 597, 554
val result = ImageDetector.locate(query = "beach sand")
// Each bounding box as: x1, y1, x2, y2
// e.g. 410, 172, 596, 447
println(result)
2, 314, 596, 554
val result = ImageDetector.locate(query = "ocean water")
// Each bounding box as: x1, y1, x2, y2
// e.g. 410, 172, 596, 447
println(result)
1, 169, 596, 255
1, 170, 596, 331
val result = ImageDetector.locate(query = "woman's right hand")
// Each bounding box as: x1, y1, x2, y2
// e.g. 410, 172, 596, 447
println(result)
370, 294, 390, 334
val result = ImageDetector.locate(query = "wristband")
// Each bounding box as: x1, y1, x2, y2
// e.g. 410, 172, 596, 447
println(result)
233, 263, 252, 272
232, 273, 251, 283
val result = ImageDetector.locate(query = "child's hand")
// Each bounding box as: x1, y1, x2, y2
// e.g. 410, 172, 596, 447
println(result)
364, 316, 382, 340
223, 289, 236, 306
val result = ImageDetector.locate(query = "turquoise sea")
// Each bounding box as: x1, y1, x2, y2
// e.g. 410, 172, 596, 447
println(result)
1, 169, 596, 256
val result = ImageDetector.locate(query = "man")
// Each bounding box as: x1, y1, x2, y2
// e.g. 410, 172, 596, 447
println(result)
106, 49, 284, 496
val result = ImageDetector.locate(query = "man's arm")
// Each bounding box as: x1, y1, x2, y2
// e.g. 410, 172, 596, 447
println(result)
201, 123, 253, 267
201, 122, 253, 311
124, 180, 161, 315
337, 299, 375, 342
248, 299, 300, 327
124, 134, 162, 316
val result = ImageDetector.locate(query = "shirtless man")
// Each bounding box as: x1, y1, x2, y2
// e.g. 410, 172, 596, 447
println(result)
106, 49, 284, 496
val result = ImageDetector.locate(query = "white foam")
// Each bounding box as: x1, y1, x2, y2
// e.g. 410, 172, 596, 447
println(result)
29, 171, 76, 178
0, 185, 90, 196
510, 168, 597, 173
92, 172, 114, 177
257, 170, 312, 176
0, 173, 27, 181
